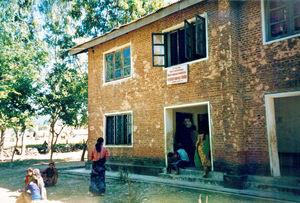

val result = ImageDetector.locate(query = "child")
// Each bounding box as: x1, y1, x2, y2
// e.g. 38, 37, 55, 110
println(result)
24, 168, 33, 187
167, 152, 179, 174
25, 177, 42, 201
167, 145, 190, 175
33, 168, 47, 200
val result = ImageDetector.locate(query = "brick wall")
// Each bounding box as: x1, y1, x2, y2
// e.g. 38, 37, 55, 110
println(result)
87, 0, 300, 174
238, 0, 300, 175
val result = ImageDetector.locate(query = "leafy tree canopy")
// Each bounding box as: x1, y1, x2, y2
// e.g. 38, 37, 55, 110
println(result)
64, 0, 164, 38
0, 0, 47, 130
37, 0, 87, 128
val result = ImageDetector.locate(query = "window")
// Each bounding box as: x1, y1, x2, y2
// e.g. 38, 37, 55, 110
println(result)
152, 14, 207, 67
105, 113, 132, 145
105, 47, 131, 82
264, 0, 300, 41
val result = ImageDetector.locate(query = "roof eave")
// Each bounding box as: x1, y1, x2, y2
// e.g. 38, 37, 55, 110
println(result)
69, 0, 203, 55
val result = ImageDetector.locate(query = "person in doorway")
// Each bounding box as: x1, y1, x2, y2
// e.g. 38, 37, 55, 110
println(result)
166, 152, 178, 174
196, 128, 211, 178
89, 137, 109, 196
175, 118, 195, 165
41, 161, 58, 187
167, 144, 190, 175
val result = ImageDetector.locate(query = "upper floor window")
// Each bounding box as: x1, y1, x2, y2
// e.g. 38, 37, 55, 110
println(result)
152, 14, 207, 67
105, 47, 131, 82
105, 113, 132, 146
264, 0, 300, 42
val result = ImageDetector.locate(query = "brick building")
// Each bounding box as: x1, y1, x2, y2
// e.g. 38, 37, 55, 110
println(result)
70, 0, 300, 177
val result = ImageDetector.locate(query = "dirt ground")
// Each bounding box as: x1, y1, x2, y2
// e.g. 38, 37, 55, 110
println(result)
0, 148, 86, 162
0, 151, 275, 203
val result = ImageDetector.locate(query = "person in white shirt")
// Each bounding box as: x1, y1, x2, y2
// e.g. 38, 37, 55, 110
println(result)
167, 144, 190, 175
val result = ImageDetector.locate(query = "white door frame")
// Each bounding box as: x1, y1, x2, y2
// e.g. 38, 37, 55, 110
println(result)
164, 101, 214, 171
265, 91, 300, 177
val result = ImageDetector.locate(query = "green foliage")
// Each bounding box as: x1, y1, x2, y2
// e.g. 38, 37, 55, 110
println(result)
0, 0, 163, 157
0, 0, 48, 132
37, 65, 88, 127
37, 0, 88, 128
64, 0, 164, 38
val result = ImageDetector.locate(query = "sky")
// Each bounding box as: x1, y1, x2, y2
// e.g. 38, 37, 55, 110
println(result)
165, 0, 179, 4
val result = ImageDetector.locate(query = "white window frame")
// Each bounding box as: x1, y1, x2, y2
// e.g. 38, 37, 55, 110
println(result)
261, 0, 300, 45
103, 110, 133, 147
102, 42, 133, 86
161, 12, 209, 70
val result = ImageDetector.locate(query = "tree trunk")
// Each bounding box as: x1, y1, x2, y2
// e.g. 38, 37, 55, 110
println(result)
50, 124, 55, 162
10, 129, 19, 168
21, 132, 26, 156
81, 140, 88, 161
49, 119, 64, 162
0, 129, 5, 161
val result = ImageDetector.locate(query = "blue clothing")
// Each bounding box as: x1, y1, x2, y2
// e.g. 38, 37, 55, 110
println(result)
177, 148, 190, 162
171, 159, 189, 169
25, 182, 41, 200
90, 158, 106, 195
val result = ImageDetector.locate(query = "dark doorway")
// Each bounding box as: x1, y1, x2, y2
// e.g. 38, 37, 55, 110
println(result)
198, 114, 209, 134
175, 112, 194, 165
274, 96, 300, 177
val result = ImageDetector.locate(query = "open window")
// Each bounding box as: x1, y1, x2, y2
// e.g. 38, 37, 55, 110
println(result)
152, 33, 167, 67
195, 15, 206, 57
152, 14, 207, 68
184, 20, 194, 60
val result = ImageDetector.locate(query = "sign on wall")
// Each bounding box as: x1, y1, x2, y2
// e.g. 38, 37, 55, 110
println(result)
167, 64, 188, 85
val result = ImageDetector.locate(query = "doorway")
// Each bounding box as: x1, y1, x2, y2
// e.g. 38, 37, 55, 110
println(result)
164, 102, 213, 170
274, 96, 300, 177
175, 112, 194, 164
265, 91, 300, 177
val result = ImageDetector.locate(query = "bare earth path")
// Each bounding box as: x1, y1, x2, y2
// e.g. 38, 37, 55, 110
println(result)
0, 151, 285, 203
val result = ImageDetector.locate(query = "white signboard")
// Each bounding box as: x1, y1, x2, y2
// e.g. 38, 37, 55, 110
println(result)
167, 64, 188, 85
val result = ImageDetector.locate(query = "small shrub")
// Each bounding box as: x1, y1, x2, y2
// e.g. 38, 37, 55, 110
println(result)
118, 167, 129, 183
26, 143, 86, 154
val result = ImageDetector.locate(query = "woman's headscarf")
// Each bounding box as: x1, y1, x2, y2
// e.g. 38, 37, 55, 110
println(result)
33, 168, 47, 200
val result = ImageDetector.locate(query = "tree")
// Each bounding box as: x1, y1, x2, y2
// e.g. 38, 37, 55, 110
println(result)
1, 61, 40, 165
38, 0, 88, 161
65, 0, 164, 38
38, 67, 87, 161
0, 0, 47, 160
10, 116, 33, 166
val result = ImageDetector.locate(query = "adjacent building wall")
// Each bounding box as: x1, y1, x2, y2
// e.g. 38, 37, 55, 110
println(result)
238, 0, 300, 175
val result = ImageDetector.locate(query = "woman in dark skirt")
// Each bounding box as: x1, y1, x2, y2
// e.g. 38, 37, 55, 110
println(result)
89, 137, 109, 196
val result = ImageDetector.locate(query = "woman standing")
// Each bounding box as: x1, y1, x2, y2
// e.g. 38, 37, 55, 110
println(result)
196, 129, 211, 178
89, 137, 109, 196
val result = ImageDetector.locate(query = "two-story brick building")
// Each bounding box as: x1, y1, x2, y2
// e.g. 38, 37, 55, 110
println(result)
70, 0, 300, 177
